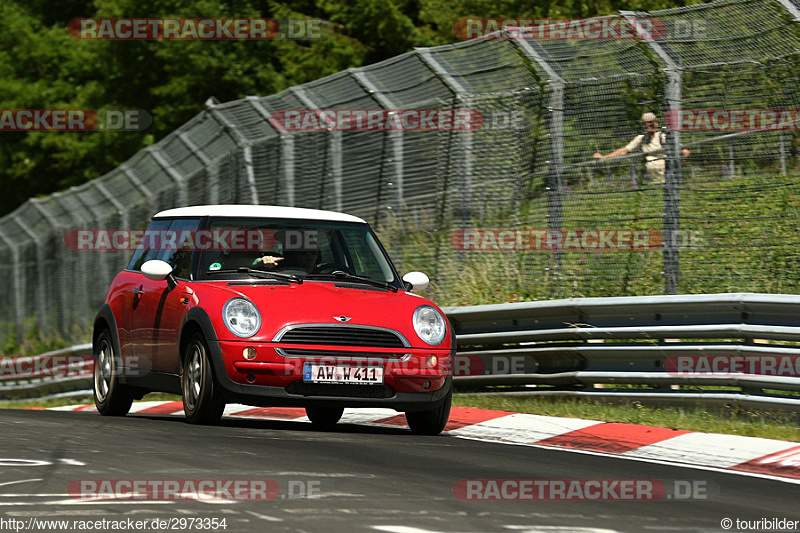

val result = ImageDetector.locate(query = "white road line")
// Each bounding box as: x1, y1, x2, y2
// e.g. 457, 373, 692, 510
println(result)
245, 510, 282, 522
0, 479, 42, 488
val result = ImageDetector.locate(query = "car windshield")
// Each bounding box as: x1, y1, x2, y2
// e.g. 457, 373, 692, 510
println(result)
197, 217, 399, 286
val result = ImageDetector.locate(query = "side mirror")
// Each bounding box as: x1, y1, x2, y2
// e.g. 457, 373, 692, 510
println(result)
402, 271, 429, 292
141, 259, 177, 289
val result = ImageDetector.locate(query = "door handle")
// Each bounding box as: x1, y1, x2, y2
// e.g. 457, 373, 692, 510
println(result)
132, 288, 144, 295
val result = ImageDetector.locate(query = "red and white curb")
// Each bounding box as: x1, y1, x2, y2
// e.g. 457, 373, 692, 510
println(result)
49, 401, 800, 483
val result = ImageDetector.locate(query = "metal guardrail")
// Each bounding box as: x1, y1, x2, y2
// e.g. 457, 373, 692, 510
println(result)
0, 344, 92, 401
3, 294, 800, 411
444, 293, 800, 411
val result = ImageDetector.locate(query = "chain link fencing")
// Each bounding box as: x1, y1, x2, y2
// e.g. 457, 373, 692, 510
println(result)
1, 0, 800, 348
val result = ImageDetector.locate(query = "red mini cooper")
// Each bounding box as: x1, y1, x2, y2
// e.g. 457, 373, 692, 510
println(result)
92, 205, 453, 434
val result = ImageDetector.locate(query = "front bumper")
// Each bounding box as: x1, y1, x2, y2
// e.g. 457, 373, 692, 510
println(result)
206, 339, 453, 411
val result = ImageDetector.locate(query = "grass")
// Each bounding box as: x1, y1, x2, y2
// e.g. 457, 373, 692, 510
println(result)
454, 394, 800, 442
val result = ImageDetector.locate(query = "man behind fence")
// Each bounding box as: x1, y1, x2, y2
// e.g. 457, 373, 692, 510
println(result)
592, 112, 689, 183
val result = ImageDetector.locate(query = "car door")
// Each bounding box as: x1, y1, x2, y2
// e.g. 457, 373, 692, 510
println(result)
121, 219, 171, 371
131, 217, 202, 375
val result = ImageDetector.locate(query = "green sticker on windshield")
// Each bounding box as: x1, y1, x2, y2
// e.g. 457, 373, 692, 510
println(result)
209, 262, 221, 270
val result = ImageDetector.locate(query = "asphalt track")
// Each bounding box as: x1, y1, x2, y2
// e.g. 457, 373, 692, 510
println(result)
0, 409, 797, 533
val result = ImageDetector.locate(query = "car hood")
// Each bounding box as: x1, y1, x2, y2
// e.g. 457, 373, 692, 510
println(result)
191, 279, 448, 348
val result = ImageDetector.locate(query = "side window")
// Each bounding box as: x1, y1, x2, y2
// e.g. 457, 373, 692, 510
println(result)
156, 218, 203, 280
127, 219, 171, 271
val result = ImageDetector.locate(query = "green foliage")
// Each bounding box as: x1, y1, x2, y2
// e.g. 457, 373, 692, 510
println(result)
1, 0, 703, 217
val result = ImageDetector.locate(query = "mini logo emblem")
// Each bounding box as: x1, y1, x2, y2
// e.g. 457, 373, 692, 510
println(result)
334, 316, 352, 322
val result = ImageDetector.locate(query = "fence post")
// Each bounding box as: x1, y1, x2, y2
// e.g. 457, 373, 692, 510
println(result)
351, 69, 404, 218
12, 214, 48, 333
0, 227, 24, 342
207, 106, 259, 205
512, 39, 565, 279
290, 86, 337, 211
30, 199, 70, 336
623, 11, 683, 295
246, 97, 283, 205
178, 131, 216, 202
52, 192, 94, 328
120, 164, 157, 214
416, 48, 473, 229
780, 131, 788, 176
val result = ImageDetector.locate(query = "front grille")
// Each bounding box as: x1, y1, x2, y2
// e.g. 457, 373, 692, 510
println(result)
277, 326, 407, 348
278, 348, 408, 358
286, 381, 394, 398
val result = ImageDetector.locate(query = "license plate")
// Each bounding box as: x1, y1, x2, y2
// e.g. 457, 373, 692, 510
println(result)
303, 364, 384, 384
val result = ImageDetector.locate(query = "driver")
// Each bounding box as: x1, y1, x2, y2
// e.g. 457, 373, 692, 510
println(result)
253, 249, 319, 272
252, 229, 322, 273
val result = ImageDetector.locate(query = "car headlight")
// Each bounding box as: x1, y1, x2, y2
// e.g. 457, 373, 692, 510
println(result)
413, 305, 446, 346
223, 298, 261, 338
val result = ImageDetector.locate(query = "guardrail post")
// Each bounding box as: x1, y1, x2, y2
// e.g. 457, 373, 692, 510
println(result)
623, 11, 683, 295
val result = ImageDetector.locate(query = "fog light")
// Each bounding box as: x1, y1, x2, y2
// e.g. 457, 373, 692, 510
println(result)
243, 347, 257, 360
246, 374, 256, 383
426, 354, 438, 368
423, 380, 431, 389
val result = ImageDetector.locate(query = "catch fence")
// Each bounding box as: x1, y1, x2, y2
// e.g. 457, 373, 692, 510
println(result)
2, 0, 800, 346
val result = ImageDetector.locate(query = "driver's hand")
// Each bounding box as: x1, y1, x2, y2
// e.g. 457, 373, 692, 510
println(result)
253, 255, 283, 267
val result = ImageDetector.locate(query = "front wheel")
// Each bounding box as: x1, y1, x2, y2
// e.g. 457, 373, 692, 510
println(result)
305, 406, 344, 430
405, 390, 452, 435
93, 329, 134, 416
182, 334, 225, 425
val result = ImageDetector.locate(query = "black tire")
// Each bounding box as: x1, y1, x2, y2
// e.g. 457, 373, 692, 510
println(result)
305, 406, 344, 430
182, 334, 225, 425
93, 329, 134, 416
405, 390, 452, 435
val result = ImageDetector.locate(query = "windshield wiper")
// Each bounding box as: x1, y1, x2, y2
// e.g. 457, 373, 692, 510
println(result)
204, 267, 303, 284
306, 272, 398, 292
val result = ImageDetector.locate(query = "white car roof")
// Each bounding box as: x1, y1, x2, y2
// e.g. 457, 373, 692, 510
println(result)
153, 205, 366, 224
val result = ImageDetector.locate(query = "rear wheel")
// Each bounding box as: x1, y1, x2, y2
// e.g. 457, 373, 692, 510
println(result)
93, 329, 134, 416
405, 390, 452, 435
182, 334, 225, 425
305, 406, 344, 430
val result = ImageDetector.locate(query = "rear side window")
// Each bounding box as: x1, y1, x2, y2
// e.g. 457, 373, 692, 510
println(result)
156, 218, 203, 280
126, 219, 171, 271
